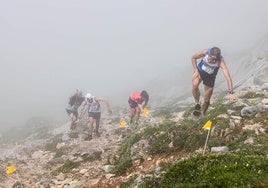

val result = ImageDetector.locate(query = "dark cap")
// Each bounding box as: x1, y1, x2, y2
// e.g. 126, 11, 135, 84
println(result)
210, 47, 221, 60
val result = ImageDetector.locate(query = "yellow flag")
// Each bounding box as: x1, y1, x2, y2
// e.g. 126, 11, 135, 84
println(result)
6, 165, 16, 175
142, 108, 148, 117
119, 120, 127, 127
202, 120, 212, 130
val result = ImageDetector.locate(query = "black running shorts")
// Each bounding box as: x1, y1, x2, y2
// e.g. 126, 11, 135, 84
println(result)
198, 69, 216, 88
88, 112, 101, 120
128, 98, 138, 108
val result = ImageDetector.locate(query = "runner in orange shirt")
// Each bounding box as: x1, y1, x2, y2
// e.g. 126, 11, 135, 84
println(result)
128, 90, 149, 125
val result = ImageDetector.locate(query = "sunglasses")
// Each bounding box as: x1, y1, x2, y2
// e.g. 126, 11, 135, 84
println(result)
208, 55, 219, 63
87, 98, 93, 102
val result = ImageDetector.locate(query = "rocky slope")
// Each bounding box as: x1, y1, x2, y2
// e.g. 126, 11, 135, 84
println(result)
0, 82, 267, 187
147, 36, 268, 107
0, 42, 268, 187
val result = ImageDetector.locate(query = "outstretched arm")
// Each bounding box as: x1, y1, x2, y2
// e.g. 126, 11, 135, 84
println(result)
96, 98, 112, 114
78, 101, 87, 119
220, 59, 234, 100
142, 101, 148, 109
138, 104, 143, 112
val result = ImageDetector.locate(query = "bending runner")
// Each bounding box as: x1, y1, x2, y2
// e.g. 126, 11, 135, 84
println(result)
66, 90, 85, 130
128, 90, 149, 125
191, 47, 234, 117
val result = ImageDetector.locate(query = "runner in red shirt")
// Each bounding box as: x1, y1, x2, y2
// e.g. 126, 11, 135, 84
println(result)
128, 90, 149, 125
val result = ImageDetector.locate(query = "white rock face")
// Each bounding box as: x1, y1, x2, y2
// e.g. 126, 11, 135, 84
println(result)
211, 146, 229, 153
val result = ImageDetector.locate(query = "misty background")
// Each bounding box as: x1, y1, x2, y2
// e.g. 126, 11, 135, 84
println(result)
1, 0, 268, 129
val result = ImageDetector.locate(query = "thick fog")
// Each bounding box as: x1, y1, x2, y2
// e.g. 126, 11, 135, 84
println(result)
1, 0, 268, 128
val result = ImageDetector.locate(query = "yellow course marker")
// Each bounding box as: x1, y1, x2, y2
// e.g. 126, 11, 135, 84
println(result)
6, 165, 16, 175
202, 120, 213, 155
119, 120, 127, 127
202, 120, 212, 130
142, 108, 149, 117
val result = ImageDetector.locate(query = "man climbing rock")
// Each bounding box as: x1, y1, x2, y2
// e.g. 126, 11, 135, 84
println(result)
191, 47, 234, 116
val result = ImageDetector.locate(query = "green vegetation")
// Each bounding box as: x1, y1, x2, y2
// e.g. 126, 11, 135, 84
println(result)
239, 91, 265, 99
111, 158, 132, 176
159, 153, 268, 187
54, 146, 72, 158
68, 131, 79, 139
52, 151, 102, 175
56, 160, 80, 174
82, 151, 102, 162
245, 111, 268, 123
227, 129, 268, 156
120, 175, 138, 188
12, 181, 24, 188
143, 120, 206, 154
153, 107, 173, 119
7, 88, 265, 188
111, 101, 246, 176
110, 133, 141, 175
116, 94, 268, 187
44, 134, 62, 152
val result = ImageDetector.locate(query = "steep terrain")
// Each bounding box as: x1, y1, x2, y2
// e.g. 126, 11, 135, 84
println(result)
147, 36, 268, 107
1, 82, 268, 187
1, 41, 268, 187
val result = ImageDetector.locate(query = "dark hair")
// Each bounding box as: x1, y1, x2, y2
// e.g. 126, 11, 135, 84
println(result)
141, 90, 149, 103
210, 47, 221, 60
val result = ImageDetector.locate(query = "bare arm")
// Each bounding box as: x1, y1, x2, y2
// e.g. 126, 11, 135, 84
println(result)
78, 101, 87, 119
142, 102, 147, 109
220, 59, 234, 100
96, 98, 112, 114
138, 104, 143, 112
191, 49, 207, 71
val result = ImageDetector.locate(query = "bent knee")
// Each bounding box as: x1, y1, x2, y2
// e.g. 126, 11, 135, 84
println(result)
203, 101, 210, 106
192, 73, 201, 87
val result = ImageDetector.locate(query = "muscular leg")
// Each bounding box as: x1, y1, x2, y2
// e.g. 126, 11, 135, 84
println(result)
95, 116, 100, 137
203, 85, 213, 115
69, 113, 77, 130
134, 106, 141, 124
88, 117, 94, 137
192, 71, 202, 104
130, 108, 136, 124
